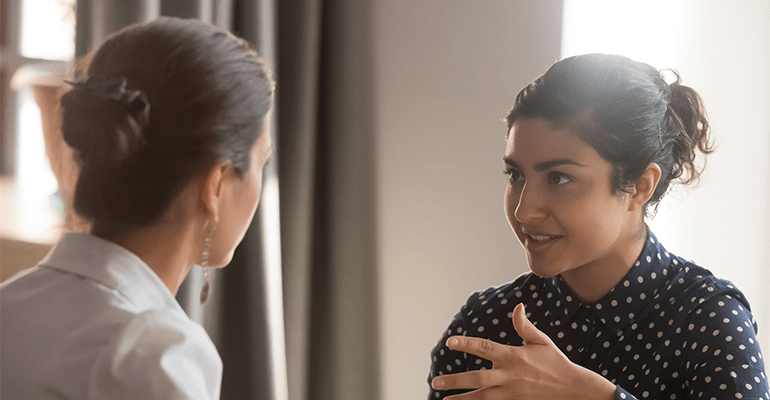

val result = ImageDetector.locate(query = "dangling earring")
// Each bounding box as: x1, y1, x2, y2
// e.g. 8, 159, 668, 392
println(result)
200, 224, 216, 304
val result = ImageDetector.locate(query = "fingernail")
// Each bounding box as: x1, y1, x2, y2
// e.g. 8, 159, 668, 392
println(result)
432, 378, 444, 390
447, 337, 459, 348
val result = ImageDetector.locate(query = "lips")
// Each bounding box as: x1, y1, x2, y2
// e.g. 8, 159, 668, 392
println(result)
521, 231, 562, 253
529, 235, 553, 241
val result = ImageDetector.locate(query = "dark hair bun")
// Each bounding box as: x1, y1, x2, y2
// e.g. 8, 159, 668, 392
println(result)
61, 84, 149, 167
665, 75, 714, 186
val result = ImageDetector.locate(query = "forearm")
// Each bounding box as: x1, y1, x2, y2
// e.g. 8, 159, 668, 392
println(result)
571, 363, 616, 400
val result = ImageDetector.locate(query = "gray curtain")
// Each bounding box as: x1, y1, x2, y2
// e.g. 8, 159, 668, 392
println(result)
277, 0, 379, 399
75, 0, 379, 399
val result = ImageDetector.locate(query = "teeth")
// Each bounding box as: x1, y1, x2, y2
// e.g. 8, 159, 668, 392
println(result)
530, 235, 551, 241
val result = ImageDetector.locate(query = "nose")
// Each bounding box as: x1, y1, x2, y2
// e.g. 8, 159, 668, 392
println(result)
512, 182, 547, 224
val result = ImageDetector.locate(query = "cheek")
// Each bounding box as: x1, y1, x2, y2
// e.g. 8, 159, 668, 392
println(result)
563, 192, 626, 250
234, 173, 262, 237
503, 186, 519, 227
239, 169, 265, 233
246, 170, 263, 218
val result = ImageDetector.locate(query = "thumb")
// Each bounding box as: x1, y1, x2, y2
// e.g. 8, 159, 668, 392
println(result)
512, 303, 551, 346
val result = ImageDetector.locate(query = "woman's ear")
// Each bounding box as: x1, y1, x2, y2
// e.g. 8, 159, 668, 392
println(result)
199, 161, 231, 222
629, 163, 662, 211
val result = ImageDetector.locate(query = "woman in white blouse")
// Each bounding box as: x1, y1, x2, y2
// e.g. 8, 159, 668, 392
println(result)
0, 17, 274, 399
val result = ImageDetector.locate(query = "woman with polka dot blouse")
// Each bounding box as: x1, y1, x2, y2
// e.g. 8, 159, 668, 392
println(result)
428, 54, 768, 400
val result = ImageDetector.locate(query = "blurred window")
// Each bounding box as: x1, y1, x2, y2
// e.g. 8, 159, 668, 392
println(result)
1, 0, 74, 189
20, 0, 76, 61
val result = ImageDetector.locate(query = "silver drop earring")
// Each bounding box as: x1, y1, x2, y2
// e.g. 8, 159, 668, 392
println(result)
200, 225, 215, 304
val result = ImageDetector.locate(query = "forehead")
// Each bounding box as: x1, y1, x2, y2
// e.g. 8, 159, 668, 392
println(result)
504, 118, 599, 166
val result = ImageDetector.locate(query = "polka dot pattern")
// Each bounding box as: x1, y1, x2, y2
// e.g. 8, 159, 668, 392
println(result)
428, 232, 769, 400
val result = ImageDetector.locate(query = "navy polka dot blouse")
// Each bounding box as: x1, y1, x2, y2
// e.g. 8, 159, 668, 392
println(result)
429, 232, 769, 399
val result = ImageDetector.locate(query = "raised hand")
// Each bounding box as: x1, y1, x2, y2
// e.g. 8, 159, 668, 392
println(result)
430, 303, 616, 400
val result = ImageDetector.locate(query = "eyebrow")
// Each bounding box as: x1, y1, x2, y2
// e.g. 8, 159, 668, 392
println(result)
503, 157, 584, 172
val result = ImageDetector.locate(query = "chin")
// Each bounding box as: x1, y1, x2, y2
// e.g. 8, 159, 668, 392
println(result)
211, 252, 236, 269
528, 266, 561, 279
526, 255, 570, 279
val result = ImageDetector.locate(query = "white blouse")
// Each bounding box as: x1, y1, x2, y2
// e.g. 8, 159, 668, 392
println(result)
1, 232, 222, 399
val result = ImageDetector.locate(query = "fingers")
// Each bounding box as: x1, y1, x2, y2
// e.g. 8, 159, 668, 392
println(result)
512, 303, 551, 346
445, 336, 507, 362
431, 370, 502, 392
443, 386, 499, 400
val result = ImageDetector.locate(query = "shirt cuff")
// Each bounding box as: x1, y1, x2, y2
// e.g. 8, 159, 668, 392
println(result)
615, 386, 638, 400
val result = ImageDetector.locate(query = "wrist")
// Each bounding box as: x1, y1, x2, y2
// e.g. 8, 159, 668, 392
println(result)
573, 365, 616, 400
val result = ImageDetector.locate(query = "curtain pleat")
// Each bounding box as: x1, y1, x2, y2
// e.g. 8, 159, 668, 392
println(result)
91, 0, 159, 48
278, 0, 380, 399
275, 0, 322, 399
160, 0, 211, 22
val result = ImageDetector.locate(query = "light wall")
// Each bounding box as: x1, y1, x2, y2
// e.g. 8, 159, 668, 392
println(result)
372, 2, 563, 399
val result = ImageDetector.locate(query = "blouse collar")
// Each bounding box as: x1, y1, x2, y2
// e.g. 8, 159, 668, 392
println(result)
544, 231, 673, 333
38, 232, 183, 313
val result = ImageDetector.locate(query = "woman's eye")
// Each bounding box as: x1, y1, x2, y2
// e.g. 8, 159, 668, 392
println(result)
504, 169, 524, 183
548, 171, 571, 185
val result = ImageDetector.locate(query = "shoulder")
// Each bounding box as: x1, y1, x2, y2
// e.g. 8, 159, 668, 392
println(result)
114, 308, 215, 348
676, 290, 767, 396
662, 261, 761, 359
660, 259, 752, 314
683, 288, 758, 347
87, 308, 222, 400
657, 259, 757, 342
461, 273, 539, 316
447, 273, 539, 343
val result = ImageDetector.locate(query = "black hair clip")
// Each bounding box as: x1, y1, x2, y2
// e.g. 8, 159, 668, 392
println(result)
65, 75, 150, 112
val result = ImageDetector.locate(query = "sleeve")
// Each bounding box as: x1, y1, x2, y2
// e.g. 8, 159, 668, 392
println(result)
679, 293, 769, 400
615, 386, 637, 399
87, 309, 223, 400
427, 292, 478, 400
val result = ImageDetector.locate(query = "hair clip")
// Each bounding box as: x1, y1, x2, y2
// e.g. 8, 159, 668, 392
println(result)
65, 75, 150, 112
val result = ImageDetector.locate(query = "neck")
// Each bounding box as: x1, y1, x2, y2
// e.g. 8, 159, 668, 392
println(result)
109, 220, 200, 295
560, 222, 648, 304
